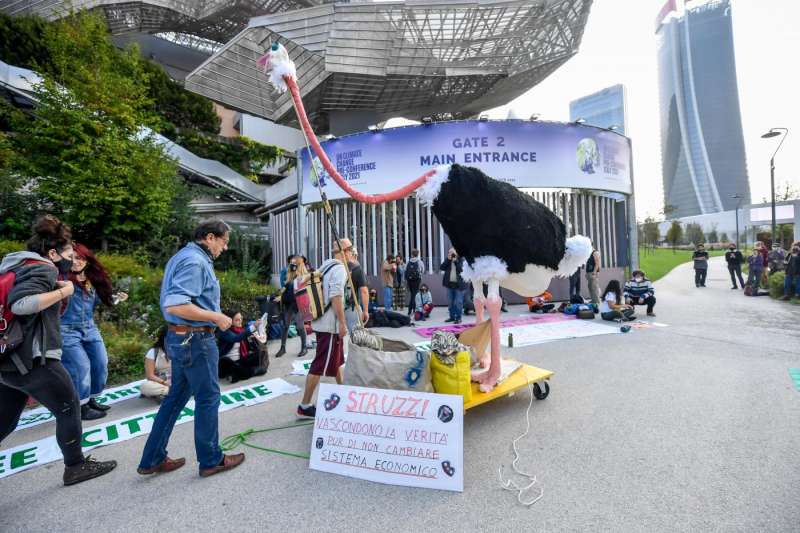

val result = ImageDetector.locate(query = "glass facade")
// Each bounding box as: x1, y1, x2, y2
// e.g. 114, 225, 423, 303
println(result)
656, 0, 750, 218
569, 84, 627, 134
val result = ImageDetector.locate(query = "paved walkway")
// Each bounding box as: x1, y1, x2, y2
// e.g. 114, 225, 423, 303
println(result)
1, 257, 798, 532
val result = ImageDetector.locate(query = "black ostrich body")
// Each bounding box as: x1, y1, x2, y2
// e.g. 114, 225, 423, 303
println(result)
431, 164, 567, 272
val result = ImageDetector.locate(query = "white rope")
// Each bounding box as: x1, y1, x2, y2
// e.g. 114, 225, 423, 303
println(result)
498, 383, 544, 506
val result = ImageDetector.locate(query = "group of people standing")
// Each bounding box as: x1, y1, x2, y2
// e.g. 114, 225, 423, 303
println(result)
380, 250, 427, 318
718, 240, 800, 299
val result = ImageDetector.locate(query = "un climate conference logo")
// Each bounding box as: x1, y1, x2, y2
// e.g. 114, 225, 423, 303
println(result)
310, 155, 329, 187
577, 138, 600, 174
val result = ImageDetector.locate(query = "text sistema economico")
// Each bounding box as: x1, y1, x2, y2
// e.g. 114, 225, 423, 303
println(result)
420, 151, 537, 166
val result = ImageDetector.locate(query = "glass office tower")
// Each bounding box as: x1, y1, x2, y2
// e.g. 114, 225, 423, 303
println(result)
656, 0, 750, 218
569, 84, 628, 135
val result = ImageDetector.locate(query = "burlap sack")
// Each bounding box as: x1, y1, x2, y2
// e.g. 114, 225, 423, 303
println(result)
344, 336, 433, 392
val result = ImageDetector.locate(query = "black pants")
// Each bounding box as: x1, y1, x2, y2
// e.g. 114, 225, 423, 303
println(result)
219, 353, 262, 381
728, 265, 745, 288
628, 295, 656, 313
0, 359, 84, 466
407, 280, 420, 315
694, 269, 707, 286
569, 270, 581, 297
601, 308, 634, 321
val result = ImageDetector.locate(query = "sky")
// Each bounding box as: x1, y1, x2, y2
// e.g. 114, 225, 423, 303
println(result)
393, 0, 800, 221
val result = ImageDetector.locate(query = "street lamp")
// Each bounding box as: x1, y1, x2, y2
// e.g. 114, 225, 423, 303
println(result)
761, 127, 789, 246
732, 194, 742, 248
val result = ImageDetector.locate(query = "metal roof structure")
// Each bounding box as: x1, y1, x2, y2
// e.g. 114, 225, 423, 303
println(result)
185, 0, 593, 131
1, 0, 593, 131
0, 1, 323, 45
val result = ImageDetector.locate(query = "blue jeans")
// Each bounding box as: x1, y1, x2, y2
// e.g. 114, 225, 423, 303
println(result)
747, 268, 762, 288
139, 330, 223, 471
447, 288, 465, 320
785, 274, 800, 296
382, 286, 393, 309
60, 323, 108, 402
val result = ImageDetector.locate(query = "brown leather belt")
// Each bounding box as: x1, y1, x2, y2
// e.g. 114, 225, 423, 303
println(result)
168, 325, 215, 334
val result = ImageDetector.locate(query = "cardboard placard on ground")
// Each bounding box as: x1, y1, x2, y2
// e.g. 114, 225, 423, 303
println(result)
309, 383, 464, 492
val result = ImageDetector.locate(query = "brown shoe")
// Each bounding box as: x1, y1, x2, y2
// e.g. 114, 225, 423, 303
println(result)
199, 453, 245, 478
137, 456, 186, 475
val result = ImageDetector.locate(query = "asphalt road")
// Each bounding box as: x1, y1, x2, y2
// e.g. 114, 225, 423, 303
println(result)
1, 257, 798, 532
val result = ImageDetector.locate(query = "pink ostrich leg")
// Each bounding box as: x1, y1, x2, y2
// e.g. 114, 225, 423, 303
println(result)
472, 280, 490, 368
473, 280, 502, 391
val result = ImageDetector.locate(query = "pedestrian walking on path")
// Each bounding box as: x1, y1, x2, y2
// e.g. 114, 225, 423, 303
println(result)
138, 220, 245, 479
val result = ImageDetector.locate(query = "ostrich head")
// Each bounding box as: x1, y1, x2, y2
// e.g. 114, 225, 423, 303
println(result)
256, 41, 296, 94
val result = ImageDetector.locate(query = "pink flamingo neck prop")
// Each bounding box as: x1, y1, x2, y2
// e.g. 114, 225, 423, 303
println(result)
286, 76, 434, 205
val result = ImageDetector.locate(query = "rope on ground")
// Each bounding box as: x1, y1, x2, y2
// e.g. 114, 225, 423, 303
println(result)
220, 421, 314, 460
498, 383, 544, 506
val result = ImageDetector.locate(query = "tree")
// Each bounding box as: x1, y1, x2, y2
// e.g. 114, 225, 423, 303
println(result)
0, 132, 38, 240
666, 221, 683, 251
707, 223, 719, 243
7, 12, 180, 249
638, 217, 660, 250
720, 232, 729, 243
685, 223, 705, 245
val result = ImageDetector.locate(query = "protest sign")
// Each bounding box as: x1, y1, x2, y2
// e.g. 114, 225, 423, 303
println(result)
309, 383, 463, 492
0, 378, 299, 479
14, 380, 146, 433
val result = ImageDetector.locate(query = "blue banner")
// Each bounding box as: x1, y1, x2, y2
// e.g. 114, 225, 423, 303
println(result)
299, 120, 632, 204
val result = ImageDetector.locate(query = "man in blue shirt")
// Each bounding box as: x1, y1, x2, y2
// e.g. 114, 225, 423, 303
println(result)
138, 220, 245, 478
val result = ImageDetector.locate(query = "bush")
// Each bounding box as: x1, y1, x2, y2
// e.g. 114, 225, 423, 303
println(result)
98, 321, 151, 385
0, 240, 24, 258
768, 272, 785, 299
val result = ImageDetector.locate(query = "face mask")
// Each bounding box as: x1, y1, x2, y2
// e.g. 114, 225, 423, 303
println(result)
55, 257, 73, 276
289, 264, 298, 271
634, 277, 643, 282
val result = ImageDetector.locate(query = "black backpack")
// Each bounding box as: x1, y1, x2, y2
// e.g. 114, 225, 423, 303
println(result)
405, 260, 421, 282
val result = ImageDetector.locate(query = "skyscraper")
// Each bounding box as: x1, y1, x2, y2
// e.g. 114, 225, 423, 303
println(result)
569, 84, 628, 135
656, 0, 750, 218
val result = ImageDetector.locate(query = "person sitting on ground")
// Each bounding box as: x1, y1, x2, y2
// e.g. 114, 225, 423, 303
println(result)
528, 291, 554, 313
624, 270, 656, 317
782, 243, 800, 300
692, 243, 709, 287
746, 248, 764, 290
414, 283, 434, 321
217, 310, 266, 384
368, 288, 379, 315
141, 327, 170, 401
600, 280, 635, 322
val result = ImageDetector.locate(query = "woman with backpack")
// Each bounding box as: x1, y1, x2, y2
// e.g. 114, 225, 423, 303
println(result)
60, 243, 128, 421
0, 215, 116, 486
274, 255, 309, 358
405, 249, 425, 317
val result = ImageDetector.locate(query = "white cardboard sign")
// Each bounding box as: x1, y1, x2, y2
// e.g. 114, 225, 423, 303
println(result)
309, 383, 463, 492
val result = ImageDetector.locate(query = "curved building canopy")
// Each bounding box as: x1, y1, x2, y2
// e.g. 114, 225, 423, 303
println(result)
183, 0, 593, 132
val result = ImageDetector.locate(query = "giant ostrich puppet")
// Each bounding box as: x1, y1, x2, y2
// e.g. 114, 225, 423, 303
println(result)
259, 43, 593, 391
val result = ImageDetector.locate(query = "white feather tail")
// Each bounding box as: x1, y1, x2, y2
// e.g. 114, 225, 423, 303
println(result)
555, 235, 593, 277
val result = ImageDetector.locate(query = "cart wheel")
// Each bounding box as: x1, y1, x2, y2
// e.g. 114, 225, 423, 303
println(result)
533, 381, 550, 400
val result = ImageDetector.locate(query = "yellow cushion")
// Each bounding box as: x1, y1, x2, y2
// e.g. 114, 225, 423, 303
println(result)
430, 350, 472, 404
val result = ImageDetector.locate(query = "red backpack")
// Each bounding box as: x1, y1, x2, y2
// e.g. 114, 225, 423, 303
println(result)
0, 259, 48, 358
